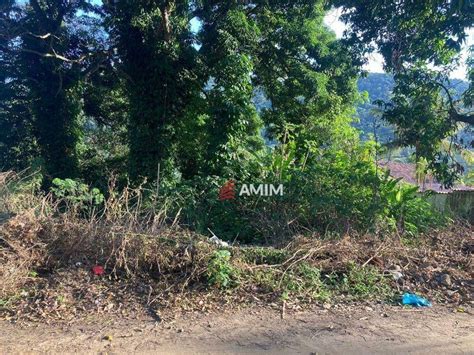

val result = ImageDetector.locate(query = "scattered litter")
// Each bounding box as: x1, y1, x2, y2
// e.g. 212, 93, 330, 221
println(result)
208, 229, 230, 247
402, 293, 432, 307
209, 236, 229, 247
385, 265, 403, 281
92, 265, 105, 276
388, 270, 403, 281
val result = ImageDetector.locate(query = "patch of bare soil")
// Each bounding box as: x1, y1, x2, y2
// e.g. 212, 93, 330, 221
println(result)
1, 305, 473, 354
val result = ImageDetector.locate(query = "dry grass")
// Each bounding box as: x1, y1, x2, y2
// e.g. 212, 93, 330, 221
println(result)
0, 171, 472, 322
0, 172, 216, 299
0, 172, 221, 321
0, 213, 46, 297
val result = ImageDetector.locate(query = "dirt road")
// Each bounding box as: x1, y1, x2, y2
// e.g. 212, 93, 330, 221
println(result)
1, 305, 473, 354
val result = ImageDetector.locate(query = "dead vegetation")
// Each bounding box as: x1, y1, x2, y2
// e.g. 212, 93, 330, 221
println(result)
0, 172, 472, 323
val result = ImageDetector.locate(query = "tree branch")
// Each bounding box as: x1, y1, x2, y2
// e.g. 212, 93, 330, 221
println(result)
450, 110, 474, 125
159, 1, 173, 42
19, 47, 91, 63
434, 81, 474, 126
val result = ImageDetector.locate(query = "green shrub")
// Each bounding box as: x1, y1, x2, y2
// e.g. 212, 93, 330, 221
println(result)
240, 247, 289, 265
206, 250, 237, 289
251, 262, 330, 301
175, 143, 385, 242
51, 178, 104, 212
330, 263, 393, 300
126, 137, 447, 243
379, 175, 447, 236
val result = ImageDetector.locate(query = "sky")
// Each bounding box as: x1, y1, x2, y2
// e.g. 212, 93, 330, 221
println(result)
195, 8, 473, 80
324, 8, 474, 80
22, 0, 472, 80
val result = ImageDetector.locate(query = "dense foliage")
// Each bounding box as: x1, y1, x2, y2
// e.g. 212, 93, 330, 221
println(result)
1, 0, 468, 242
335, 0, 474, 185
354, 74, 472, 175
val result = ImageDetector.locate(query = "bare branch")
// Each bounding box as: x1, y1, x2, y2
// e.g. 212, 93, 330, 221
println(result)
19, 47, 91, 63
434, 81, 474, 126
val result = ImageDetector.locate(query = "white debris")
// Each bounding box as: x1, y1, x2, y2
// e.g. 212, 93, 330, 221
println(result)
207, 228, 230, 247
387, 270, 403, 281
209, 235, 229, 248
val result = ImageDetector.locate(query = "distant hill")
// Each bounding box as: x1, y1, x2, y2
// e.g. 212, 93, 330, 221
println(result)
355, 73, 470, 143
354, 73, 395, 142
253, 72, 470, 146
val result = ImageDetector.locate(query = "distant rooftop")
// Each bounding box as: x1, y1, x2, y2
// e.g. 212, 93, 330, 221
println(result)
379, 161, 474, 194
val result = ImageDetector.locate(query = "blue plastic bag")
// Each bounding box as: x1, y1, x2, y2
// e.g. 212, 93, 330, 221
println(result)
402, 293, 432, 307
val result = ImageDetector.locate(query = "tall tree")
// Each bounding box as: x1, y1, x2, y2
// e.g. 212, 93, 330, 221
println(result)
252, 0, 361, 160
1, 0, 105, 179
105, 0, 203, 182
334, 0, 474, 184
197, 1, 264, 178
0, 1, 37, 170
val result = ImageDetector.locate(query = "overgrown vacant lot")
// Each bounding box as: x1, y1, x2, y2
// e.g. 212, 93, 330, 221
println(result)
1, 1, 473, 352
1, 172, 472, 324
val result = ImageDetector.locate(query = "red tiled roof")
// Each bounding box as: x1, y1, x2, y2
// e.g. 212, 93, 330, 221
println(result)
379, 161, 474, 193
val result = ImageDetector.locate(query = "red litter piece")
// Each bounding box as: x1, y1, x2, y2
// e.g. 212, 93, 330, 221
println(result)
92, 265, 105, 276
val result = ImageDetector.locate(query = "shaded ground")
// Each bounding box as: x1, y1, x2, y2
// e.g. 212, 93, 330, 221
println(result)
1, 305, 473, 354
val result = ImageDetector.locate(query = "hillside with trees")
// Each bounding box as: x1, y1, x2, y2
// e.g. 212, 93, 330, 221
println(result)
355, 73, 470, 144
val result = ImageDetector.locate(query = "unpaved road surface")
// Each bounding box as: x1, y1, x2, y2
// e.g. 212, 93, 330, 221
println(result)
1, 305, 473, 354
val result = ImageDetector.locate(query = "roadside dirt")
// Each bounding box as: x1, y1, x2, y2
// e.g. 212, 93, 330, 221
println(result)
1, 305, 472, 354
